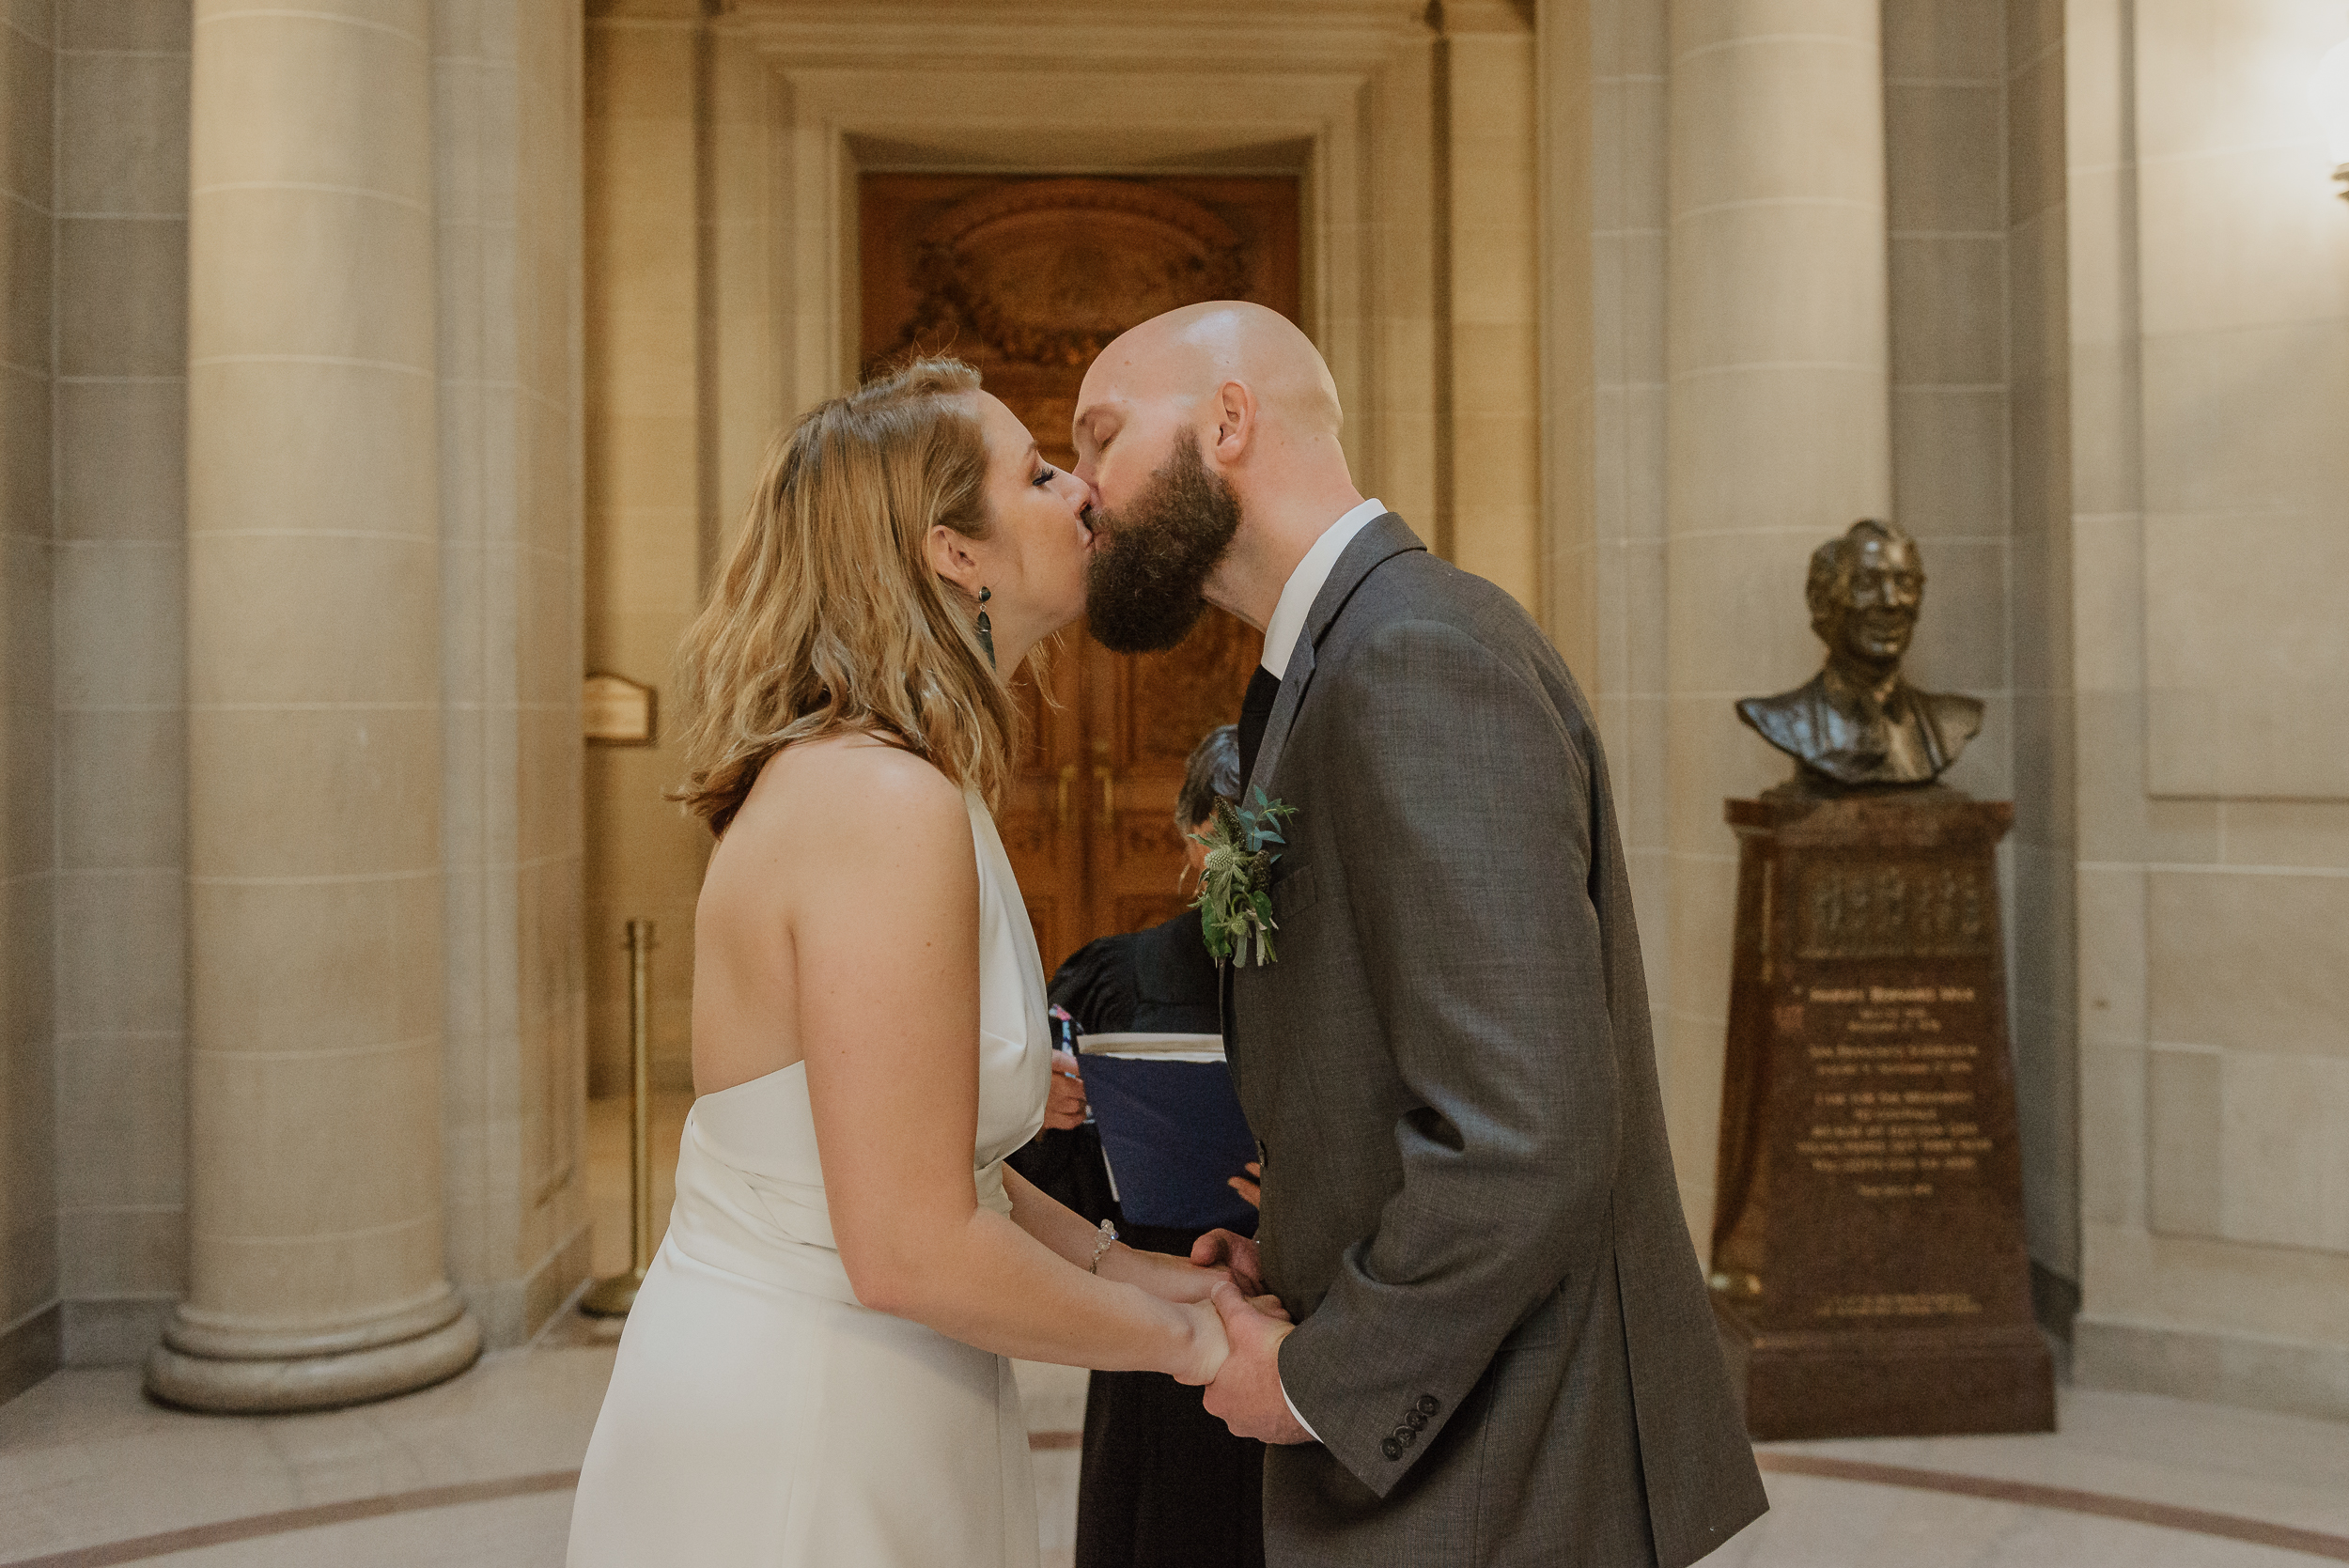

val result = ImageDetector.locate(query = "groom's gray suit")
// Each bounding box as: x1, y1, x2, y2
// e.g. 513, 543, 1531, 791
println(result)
1226, 514, 1766, 1566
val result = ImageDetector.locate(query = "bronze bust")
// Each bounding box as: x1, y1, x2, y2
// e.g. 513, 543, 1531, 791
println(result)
1736, 520, 1982, 788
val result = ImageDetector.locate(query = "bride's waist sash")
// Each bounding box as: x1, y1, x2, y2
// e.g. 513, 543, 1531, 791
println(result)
665, 1108, 1015, 1307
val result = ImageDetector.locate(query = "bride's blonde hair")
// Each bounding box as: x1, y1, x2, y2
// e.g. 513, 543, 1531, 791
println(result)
675, 358, 1016, 834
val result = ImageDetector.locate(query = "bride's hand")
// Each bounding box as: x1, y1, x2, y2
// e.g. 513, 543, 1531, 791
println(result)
1168, 1297, 1229, 1387
1100, 1246, 1234, 1306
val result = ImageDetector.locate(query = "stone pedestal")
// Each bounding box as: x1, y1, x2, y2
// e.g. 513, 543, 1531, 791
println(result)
1709, 787, 2053, 1440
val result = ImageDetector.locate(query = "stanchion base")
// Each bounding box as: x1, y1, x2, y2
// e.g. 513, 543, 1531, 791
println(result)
580, 1268, 646, 1319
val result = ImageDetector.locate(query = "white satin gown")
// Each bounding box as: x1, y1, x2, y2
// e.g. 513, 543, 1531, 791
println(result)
567, 791, 1053, 1567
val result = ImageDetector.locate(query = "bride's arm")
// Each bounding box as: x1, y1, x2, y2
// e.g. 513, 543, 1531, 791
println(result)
782, 748, 1224, 1383
1001, 1165, 1247, 1308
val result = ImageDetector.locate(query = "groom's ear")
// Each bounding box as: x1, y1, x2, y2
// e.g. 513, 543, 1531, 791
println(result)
1210, 380, 1257, 464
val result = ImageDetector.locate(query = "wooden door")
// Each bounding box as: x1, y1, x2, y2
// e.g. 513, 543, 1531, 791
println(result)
860, 174, 1299, 975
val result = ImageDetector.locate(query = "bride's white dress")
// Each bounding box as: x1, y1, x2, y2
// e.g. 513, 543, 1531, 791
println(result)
567, 791, 1052, 1567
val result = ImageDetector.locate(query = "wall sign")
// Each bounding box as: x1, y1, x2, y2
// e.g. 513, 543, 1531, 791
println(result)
583, 674, 656, 745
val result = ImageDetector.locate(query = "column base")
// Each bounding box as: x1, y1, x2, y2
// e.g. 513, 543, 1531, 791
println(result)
144, 1291, 483, 1414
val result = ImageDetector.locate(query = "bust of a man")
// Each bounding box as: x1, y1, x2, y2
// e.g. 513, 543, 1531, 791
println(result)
1735, 519, 1983, 789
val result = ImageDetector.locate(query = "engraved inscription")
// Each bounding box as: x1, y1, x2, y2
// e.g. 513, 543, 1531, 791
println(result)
1815, 1292, 1983, 1320
1799, 862, 1990, 958
1793, 985, 1994, 1196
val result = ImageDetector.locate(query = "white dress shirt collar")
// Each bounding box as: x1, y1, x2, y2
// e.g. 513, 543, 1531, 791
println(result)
1258, 497, 1387, 679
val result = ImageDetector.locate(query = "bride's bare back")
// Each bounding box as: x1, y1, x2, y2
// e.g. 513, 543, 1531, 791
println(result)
690, 730, 978, 1099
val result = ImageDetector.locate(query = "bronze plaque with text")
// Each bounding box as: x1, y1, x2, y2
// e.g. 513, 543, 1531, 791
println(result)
1709, 789, 2054, 1439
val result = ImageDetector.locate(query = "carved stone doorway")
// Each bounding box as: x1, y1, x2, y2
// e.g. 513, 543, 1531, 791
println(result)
860, 174, 1300, 974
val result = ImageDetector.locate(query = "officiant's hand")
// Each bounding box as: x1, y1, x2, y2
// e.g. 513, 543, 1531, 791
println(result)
1201, 1282, 1313, 1444
1042, 1049, 1086, 1131
1189, 1228, 1265, 1296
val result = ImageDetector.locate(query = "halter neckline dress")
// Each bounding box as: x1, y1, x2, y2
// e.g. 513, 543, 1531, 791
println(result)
567, 791, 1053, 1567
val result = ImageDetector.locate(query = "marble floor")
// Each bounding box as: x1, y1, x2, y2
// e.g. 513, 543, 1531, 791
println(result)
5, 1099, 2343, 1566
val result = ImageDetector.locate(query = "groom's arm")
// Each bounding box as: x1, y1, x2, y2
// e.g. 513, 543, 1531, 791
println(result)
1278, 614, 1617, 1496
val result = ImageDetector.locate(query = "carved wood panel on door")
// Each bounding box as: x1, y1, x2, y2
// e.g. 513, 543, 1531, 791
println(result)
860, 174, 1299, 975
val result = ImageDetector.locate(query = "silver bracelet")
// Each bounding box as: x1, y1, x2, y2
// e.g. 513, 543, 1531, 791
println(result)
1087, 1219, 1119, 1274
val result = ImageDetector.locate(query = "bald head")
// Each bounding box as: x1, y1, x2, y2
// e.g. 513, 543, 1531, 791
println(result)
1073, 301, 1367, 635
1082, 301, 1343, 438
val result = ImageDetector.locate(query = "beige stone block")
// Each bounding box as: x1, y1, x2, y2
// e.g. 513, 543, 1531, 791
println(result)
2074, 697, 2225, 867
1452, 321, 1538, 414
583, 24, 694, 124
2005, 207, 2068, 384
56, 1034, 186, 1209
189, 188, 431, 367
187, 359, 436, 545
188, 1032, 440, 1240
57, 379, 185, 541
2144, 510, 2349, 800
59, 217, 189, 378
1660, 527, 1824, 693
1664, 366, 1892, 531
2006, 46, 2065, 225
56, 540, 183, 710
57, 868, 185, 1035
1669, 202, 1890, 372
2217, 1051, 2349, 1252
189, 1211, 447, 1327
1887, 82, 2002, 236
0, 365, 50, 543
2004, 0, 2061, 71
58, 1206, 186, 1298
1935, 689, 2011, 800
187, 532, 437, 706
1884, 0, 2003, 79
520, 705, 586, 867
2, 19, 51, 210
2138, 151, 2349, 340
59, 708, 186, 872
1669, 0, 1880, 65
2147, 869, 2349, 1059
2, 697, 54, 885
2, 0, 47, 46
1891, 383, 2006, 538
188, 706, 441, 879
187, 870, 440, 1052
1890, 234, 2005, 386
2068, 510, 2139, 693
2129, 0, 2339, 164
1668, 30, 1886, 213
1450, 234, 1536, 331
63, 0, 191, 50
2217, 800, 2349, 869
191, 5, 429, 199
3, 197, 53, 371
592, 306, 699, 412
2079, 1035, 2144, 1228
1895, 533, 2007, 696
2146, 1043, 2220, 1236
59, 50, 189, 217
600, 505, 702, 622
2080, 1223, 2349, 1356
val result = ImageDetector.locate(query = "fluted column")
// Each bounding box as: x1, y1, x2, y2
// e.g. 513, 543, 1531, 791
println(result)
1659, 0, 1894, 1240
151, 0, 477, 1410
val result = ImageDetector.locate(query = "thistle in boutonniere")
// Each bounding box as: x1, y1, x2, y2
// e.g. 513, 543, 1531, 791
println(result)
1190, 786, 1299, 968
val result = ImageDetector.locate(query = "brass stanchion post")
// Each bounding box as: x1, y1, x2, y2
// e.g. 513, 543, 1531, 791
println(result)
583, 920, 657, 1317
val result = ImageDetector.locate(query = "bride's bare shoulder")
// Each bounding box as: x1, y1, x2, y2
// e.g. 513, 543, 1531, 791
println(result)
726, 732, 967, 860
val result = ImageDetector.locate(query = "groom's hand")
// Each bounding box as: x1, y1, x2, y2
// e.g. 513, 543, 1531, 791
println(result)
1202, 1282, 1313, 1445
1190, 1229, 1265, 1296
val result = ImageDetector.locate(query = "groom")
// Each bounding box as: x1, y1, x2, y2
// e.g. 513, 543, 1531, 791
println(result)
1073, 303, 1766, 1567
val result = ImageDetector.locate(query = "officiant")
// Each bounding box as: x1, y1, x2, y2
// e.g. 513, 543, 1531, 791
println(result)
1024, 724, 1268, 1568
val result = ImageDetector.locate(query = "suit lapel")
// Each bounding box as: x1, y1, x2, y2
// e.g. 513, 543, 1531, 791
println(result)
1240, 513, 1424, 804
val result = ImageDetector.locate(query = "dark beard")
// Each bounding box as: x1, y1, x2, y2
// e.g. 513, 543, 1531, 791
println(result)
1083, 437, 1242, 655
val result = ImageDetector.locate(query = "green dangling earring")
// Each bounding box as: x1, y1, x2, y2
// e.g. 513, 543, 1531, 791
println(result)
975, 586, 995, 669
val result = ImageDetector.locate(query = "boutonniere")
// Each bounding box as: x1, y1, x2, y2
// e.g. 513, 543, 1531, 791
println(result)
1190, 786, 1299, 968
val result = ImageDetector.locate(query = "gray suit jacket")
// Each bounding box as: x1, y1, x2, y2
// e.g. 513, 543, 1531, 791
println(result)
1227, 516, 1766, 1567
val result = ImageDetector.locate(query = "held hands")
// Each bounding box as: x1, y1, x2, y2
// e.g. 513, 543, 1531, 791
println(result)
1200, 1281, 1314, 1444
1189, 1228, 1266, 1296
1169, 1297, 1229, 1386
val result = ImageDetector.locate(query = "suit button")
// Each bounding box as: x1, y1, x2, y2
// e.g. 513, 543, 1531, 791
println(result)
1392, 1425, 1416, 1446
1406, 1410, 1428, 1431
1416, 1394, 1440, 1416
1381, 1436, 1403, 1461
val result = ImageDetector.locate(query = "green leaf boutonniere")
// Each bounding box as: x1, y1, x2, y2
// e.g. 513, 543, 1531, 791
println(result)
1190, 786, 1299, 968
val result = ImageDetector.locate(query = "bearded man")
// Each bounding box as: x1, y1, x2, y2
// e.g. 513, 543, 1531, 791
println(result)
1072, 302, 1766, 1568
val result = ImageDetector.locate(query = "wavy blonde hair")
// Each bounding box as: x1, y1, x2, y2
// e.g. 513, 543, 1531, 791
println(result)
674, 358, 1017, 834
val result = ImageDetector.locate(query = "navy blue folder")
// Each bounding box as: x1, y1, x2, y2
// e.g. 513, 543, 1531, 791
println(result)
1076, 1033, 1260, 1233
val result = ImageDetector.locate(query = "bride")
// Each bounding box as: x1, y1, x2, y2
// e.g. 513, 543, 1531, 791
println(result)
568, 359, 1243, 1567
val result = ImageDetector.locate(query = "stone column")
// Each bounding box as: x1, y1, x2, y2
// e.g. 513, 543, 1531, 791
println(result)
150, 0, 477, 1410
1659, 0, 1894, 1240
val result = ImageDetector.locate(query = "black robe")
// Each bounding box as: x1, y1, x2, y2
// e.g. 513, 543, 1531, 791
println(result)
1022, 913, 1266, 1568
